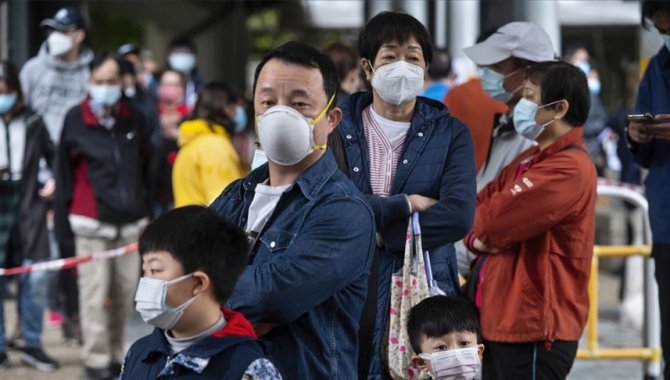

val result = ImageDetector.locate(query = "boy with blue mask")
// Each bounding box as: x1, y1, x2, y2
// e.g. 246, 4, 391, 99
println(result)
408, 296, 484, 380
121, 205, 282, 379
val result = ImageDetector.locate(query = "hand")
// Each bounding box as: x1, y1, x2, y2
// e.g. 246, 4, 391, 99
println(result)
645, 114, 670, 141
473, 238, 501, 254
627, 122, 653, 144
38, 178, 55, 199
407, 194, 438, 213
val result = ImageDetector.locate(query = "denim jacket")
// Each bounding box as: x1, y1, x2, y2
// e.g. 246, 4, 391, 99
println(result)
338, 92, 476, 379
210, 150, 376, 379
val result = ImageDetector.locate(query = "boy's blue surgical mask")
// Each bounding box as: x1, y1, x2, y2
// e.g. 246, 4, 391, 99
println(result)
513, 98, 563, 141
478, 67, 523, 103
0, 93, 17, 114
134, 273, 199, 330
419, 346, 481, 380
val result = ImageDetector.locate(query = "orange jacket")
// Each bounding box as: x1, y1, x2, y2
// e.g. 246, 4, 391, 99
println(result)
444, 79, 508, 171
467, 127, 597, 343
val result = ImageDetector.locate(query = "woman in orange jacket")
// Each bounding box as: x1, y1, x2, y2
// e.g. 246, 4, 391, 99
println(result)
465, 61, 597, 380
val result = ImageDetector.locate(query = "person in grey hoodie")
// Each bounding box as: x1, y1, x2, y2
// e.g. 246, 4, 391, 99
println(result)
20, 7, 93, 144
18, 6, 93, 347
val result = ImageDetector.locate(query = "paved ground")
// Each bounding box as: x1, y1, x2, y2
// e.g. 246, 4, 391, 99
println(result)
0, 270, 660, 380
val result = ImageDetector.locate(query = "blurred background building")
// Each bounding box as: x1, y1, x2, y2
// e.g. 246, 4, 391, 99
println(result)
0, 0, 664, 113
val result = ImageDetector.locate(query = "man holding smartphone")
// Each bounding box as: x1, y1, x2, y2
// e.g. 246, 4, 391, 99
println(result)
627, 2, 670, 378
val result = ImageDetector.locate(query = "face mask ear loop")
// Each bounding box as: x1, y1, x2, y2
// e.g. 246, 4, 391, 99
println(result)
311, 94, 336, 151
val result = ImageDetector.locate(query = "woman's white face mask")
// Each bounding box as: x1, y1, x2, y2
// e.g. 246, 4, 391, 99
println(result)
369, 60, 425, 105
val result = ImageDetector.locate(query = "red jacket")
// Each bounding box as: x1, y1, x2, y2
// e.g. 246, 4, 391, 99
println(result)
467, 127, 597, 343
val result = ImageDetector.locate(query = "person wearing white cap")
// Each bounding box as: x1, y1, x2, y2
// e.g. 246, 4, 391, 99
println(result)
463, 21, 557, 190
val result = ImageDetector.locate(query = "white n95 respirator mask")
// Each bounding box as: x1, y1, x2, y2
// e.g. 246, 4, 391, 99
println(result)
256, 94, 334, 166
370, 60, 424, 105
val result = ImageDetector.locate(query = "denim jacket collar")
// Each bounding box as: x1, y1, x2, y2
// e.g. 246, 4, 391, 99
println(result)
241, 149, 339, 202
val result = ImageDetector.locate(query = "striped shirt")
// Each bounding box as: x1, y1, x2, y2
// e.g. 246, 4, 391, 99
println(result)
362, 106, 410, 196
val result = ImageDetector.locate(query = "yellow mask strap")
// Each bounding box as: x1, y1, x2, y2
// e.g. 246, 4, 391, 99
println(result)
311, 94, 335, 151
312, 93, 336, 126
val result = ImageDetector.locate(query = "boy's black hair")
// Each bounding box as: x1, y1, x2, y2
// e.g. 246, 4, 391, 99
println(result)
527, 61, 591, 127
252, 41, 339, 113
641, 0, 670, 29
407, 296, 480, 354
358, 11, 434, 65
169, 37, 196, 53
139, 206, 249, 305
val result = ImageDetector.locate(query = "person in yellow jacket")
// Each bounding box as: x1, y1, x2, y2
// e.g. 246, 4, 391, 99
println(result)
173, 82, 247, 207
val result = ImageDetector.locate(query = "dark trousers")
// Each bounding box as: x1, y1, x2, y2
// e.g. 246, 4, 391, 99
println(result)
482, 340, 578, 380
653, 243, 670, 380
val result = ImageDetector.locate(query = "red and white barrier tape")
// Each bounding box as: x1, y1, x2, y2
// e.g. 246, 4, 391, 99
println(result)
0, 242, 138, 277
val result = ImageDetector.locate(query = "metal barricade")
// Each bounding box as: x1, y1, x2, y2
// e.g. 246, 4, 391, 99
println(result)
576, 184, 662, 379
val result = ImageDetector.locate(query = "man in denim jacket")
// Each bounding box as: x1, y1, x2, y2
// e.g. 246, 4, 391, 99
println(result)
210, 41, 376, 379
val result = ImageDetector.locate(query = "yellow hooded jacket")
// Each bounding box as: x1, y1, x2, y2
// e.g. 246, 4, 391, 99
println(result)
173, 119, 246, 207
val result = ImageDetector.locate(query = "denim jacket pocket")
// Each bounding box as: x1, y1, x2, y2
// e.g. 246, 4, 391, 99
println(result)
259, 229, 296, 253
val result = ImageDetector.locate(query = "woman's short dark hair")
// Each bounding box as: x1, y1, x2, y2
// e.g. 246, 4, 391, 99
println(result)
527, 61, 591, 127
358, 11, 433, 65
191, 81, 241, 136
0, 61, 24, 105
89, 52, 122, 76
642, 0, 670, 29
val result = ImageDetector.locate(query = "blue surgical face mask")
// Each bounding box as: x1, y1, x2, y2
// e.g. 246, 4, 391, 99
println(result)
0, 93, 18, 114
89, 85, 122, 106
234, 105, 247, 134
169, 52, 196, 73
513, 98, 562, 141
574, 60, 591, 75
588, 78, 601, 95
478, 67, 522, 103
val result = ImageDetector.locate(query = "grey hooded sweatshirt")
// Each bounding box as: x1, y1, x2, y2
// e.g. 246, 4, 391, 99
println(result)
20, 43, 94, 143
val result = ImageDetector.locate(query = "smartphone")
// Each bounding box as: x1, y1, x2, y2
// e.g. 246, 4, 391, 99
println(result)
628, 114, 670, 124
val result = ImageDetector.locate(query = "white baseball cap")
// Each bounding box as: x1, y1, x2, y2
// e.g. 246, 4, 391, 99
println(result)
463, 22, 556, 66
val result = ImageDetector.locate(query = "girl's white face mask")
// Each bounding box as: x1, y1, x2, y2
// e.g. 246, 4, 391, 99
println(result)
255, 95, 334, 166
419, 346, 481, 380
370, 60, 425, 106
134, 273, 199, 330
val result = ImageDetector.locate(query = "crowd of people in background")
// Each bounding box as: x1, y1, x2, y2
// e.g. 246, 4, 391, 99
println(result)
0, 1, 669, 379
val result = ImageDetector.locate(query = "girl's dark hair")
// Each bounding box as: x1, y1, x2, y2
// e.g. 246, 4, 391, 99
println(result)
358, 11, 434, 64
89, 52, 122, 75
642, 0, 670, 29
407, 296, 480, 355
191, 81, 241, 136
527, 61, 591, 127
0, 61, 24, 106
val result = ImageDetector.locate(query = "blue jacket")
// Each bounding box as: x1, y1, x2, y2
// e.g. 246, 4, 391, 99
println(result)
338, 92, 476, 378
120, 308, 281, 379
631, 46, 670, 244
210, 150, 376, 379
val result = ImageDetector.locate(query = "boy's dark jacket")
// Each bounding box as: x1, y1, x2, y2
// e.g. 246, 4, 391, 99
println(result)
120, 308, 272, 379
